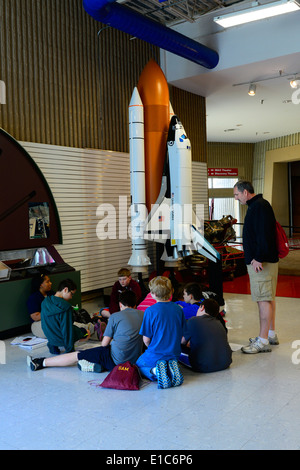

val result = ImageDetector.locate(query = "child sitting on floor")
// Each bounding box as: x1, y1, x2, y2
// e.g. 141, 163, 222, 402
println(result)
180, 298, 232, 373
28, 291, 144, 373
136, 276, 187, 389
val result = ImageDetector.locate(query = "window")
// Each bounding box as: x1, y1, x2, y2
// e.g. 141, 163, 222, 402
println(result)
208, 177, 238, 189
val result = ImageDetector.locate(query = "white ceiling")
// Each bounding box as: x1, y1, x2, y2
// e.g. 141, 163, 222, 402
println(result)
151, 1, 300, 143
189, 52, 300, 143
121, 0, 300, 143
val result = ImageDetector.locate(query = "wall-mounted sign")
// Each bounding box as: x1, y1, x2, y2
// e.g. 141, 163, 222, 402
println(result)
208, 168, 238, 177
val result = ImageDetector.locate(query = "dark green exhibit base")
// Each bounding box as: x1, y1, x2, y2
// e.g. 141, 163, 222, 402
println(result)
0, 270, 81, 340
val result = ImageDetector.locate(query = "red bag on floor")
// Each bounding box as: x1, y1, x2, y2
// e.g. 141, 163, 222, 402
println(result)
275, 222, 289, 259
99, 361, 140, 391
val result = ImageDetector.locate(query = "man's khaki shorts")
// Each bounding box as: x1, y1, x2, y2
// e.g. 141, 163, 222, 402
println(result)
247, 262, 279, 302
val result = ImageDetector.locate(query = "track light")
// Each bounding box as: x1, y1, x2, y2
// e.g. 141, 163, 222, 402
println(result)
214, 0, 300, 28
290, 78, 300, 88
248, 84, 256, 96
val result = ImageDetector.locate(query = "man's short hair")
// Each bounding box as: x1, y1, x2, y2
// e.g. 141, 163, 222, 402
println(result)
184, 282, 203, 300
118, 268, 131, 277
119, 290, 137, 308
149, 276, 172, 301
234, 180, 254, 194
202, 298, 219, 317
57, 278, 77, 292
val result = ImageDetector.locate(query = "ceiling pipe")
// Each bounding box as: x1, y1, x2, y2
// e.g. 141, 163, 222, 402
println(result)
82, 0, 219, 69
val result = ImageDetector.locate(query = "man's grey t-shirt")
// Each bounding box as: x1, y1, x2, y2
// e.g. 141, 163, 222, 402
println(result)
104, 307, 144, 365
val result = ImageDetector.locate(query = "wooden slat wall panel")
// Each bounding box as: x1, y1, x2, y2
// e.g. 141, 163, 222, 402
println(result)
207, 142, 254, 180
0, 0, 159, 151
97, 26, 161, 152
0, 1, 206, 154
207, 142, 254, 221
192, 162, 209, 221
170, 86, 207, 163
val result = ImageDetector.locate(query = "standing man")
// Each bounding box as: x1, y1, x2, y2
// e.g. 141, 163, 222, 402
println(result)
233, 181, 279, 354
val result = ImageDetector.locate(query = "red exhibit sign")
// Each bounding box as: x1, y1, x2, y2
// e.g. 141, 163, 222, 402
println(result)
208, 168, 238, 177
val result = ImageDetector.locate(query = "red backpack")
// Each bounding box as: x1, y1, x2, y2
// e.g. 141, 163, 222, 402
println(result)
275, 222, 289, 259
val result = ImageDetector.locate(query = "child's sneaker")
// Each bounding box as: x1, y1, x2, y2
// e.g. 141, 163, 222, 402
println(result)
156, 360, 172, 389
168, 359, 184, 387
77, 359, 103, 373
27, 356, 45, 371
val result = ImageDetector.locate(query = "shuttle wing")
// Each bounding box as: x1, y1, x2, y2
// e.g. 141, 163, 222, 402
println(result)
191, 224, 220, 262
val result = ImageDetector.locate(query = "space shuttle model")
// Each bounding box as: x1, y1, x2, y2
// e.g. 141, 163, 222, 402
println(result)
128, 60, 220, 272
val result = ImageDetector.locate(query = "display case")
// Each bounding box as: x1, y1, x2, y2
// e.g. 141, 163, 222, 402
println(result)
0, 128, 81, 338
0, 246, 81, 339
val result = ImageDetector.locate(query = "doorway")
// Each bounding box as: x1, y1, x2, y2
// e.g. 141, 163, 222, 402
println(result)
290, 161, 300, 237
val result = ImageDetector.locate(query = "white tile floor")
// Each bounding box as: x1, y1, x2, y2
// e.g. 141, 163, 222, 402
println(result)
1, 292, 300, 450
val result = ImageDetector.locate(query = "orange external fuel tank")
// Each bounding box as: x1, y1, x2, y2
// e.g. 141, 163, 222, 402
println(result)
137, 60, 170, 212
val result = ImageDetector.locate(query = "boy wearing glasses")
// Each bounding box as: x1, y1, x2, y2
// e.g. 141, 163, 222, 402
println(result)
41, 278, 90, 354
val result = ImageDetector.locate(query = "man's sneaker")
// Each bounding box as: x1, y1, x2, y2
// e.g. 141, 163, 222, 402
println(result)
168, 359, 184, 387
27, 356, 45, 371
268, 334, 279, 345
249, 334, 279, 345
77, 359, 103, 373
156, 360, 172, 389
242, 337, 272, 354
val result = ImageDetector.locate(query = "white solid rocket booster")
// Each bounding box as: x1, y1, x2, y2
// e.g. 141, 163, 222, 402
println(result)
128, 87, 151, 272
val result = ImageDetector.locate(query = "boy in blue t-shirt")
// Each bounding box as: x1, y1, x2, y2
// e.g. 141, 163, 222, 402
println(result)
136, 276, 187, 389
